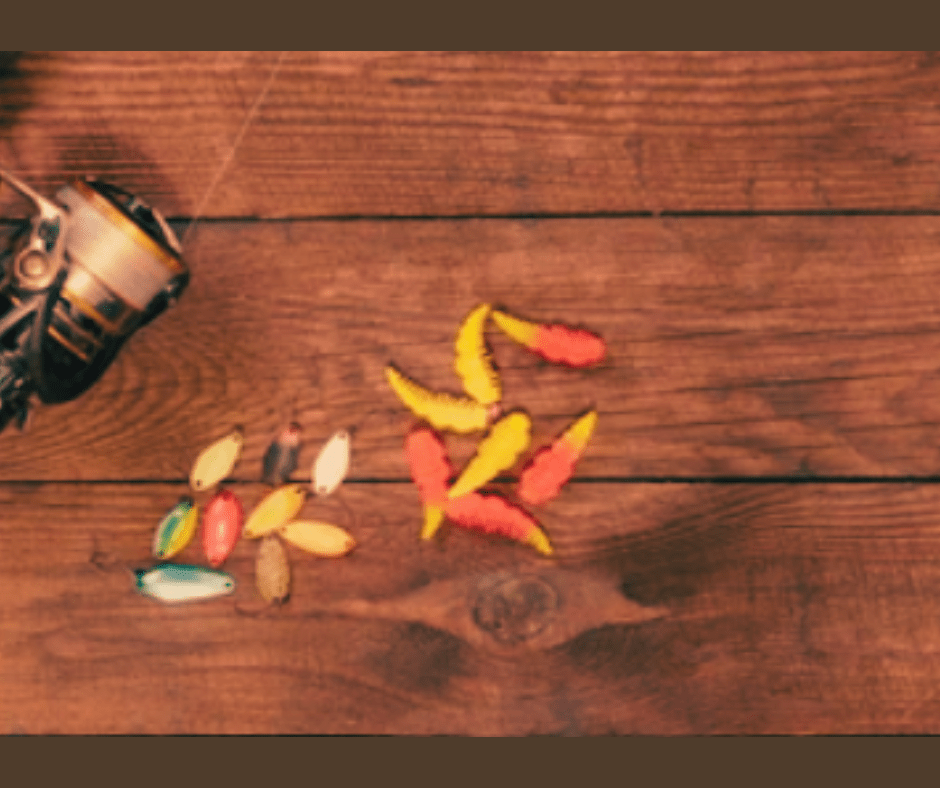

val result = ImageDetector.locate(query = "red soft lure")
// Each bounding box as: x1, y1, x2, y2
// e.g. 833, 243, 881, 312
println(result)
202, 488, 244, 568
404, 424, 454, 540
491, 310, 606, 368
517, 410, 598, 507
404, 425, 453, 506
444, 492, 552, 555
536, 323, 607, 367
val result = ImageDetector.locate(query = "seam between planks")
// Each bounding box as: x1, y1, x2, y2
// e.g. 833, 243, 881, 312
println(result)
4, 476, 940, 486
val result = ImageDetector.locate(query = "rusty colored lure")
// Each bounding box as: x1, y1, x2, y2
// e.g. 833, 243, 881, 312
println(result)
255, 535, 291, 604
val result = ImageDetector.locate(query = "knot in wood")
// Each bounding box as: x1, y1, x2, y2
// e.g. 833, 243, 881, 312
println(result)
471, 573, 558, 645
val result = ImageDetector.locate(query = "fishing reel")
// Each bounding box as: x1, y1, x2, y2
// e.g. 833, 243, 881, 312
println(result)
0, 168, 189, 432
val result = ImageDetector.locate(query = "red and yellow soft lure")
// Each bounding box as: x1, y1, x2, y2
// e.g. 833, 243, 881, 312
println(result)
491, 309, 606, 368
404, 424, 454, 539
517, 410, 598, 506
444, 492, 552, 556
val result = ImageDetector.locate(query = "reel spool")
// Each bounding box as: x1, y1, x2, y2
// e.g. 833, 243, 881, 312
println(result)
0, 168, 189, 432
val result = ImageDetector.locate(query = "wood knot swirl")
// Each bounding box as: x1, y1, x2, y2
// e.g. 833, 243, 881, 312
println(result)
471, 573, 559, 645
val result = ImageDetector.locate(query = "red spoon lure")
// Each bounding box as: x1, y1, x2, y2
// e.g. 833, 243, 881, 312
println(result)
202, 488, 244, 568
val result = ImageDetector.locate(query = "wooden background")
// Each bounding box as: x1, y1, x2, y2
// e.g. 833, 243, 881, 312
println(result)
3, 51, 940, 734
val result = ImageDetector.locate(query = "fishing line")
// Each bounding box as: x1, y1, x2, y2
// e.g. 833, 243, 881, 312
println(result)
181, 51, 288, 249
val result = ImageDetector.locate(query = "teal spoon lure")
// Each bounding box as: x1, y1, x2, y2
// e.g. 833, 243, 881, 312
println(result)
135, 564, 235, 603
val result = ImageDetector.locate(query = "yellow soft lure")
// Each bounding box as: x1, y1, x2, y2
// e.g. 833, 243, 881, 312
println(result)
447, 411, 532, 499
385, 366, 493, 434
453, 303, 501, 406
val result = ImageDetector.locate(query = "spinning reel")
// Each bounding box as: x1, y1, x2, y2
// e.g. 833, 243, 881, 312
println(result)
0, 168, 189, 432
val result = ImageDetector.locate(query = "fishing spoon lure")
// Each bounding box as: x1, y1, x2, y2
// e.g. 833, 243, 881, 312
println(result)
152, 496, 199, 560
262, 422, 302, 487
190, 428, 244, 492
311, 429, 351, 497
202, 488, 244, 568
255, 535, 291, 604
278, 520, 357, 557
135, 564, 236, 603
243, 484, 308, 539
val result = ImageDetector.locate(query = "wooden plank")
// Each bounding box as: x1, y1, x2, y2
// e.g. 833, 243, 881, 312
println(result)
3, 216, 940, 480
4, 481, 940, 734
4, 52, 940, 217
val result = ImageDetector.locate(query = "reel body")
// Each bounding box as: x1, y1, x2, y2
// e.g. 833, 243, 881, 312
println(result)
0, 169, 188, 432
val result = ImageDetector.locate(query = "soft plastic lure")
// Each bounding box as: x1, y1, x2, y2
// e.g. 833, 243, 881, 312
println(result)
491, 310, 606, 368
518, 410, 598, 506
278, 521, 357, 557
190, 429, 244, 492
152, 497, 199, 560
385, 366, 494, 434
202, 488, 244, 568
134, 564, 235, 603
454, 303, 501, 406
312, 429, 351, 497
255, 535, 290, 604
404, 425, 453, 539
243, 484, 307, 539
444, 492, 552, 556
447, 411, 532, 500
262, 422, 302, 487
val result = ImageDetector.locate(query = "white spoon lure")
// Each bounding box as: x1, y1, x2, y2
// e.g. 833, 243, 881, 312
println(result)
134, 564, 235, 603
311, 429, 351, 496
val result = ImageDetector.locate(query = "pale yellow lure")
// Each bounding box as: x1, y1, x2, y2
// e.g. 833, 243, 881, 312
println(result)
312, 429, 351, 497
454, 303, 501, 406
190, 429, 244, 492
278, 520, 357, 557
243, 484, 307, 538
385, 366, 494, 434
447, 411, 532, 499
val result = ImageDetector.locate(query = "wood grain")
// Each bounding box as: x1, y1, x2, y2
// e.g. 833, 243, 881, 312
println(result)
5, 482, 940, 734
3, 52, 940, 218
3, 50, 940, 735
2, 216, 940, 480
